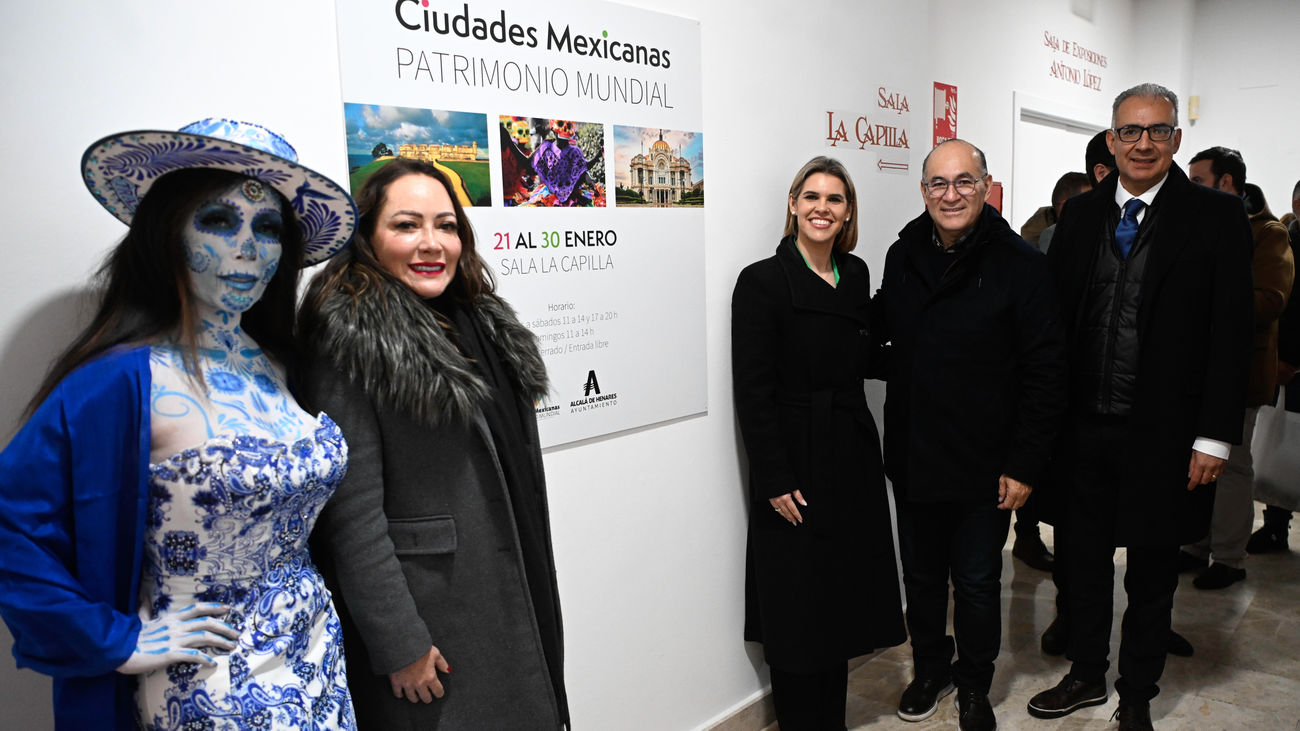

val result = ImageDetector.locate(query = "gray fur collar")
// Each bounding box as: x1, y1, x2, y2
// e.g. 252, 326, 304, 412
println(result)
305, 275, 548, 427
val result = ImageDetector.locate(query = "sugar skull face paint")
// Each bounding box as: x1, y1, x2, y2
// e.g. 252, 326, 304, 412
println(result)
183, 178, 284, 314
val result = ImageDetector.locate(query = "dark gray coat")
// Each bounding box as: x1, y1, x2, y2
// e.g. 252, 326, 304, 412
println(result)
301, 274, 565, 729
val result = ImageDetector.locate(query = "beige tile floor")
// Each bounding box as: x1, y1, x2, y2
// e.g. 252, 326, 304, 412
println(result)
765, 506, 1300, 730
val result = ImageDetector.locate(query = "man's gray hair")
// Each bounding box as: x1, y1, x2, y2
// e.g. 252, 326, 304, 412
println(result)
921, 138, 989, 179
1111, 83, 1179, 127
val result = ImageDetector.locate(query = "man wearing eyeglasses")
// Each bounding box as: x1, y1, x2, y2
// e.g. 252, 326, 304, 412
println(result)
1179, 147, 1294, 591
1027, 83, 1253, 730
873, 139, 1065, 731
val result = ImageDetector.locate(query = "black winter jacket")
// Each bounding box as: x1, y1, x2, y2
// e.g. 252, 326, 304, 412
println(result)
873, 204, 1066, 502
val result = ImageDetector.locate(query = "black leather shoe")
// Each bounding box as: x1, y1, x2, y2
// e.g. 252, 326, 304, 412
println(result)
1041, 616, 1067, 656
1026, 674, 1107, 719
1012, 534, 1054, 572
1167, 629, 1194, 657
1246, 524, 1289, 554
1193, 562, 1246, 590
1176, 550, 1207, 573
955, 689, 996, 731
897, 676, 955, 722
1111, 698, 1153, 730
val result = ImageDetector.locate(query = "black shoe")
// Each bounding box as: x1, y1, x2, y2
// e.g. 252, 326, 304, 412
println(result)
955, 689, 996, 731
1167, 630, 1194, 657
1012, 534, 1054, 572
1026, 674, 1107, 719
1193, 562, 1246, 590
1246, 524, 1290, 554
1111, 698, 1153, 730
1041, 616, 1067, 656
1176, 550, 1207, 573
897, 676, 955, 722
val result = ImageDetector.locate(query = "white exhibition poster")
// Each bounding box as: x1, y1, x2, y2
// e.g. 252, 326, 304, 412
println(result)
333, 0, 706, 447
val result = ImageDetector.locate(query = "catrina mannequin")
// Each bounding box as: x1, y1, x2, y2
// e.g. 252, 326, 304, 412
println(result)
0, 119, 358, 731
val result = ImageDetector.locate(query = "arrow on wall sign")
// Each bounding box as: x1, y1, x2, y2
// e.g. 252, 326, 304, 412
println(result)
877, 160, 909, 171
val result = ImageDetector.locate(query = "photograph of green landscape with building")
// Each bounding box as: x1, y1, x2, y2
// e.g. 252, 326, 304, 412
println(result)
344, 103, 491, 206
613, 127, 703, 207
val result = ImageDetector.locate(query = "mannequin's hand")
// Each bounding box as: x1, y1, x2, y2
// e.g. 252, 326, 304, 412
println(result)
115, 603, 239, 675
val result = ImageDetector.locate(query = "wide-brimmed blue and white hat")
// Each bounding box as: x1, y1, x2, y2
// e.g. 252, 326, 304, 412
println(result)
81, 118, 357, 266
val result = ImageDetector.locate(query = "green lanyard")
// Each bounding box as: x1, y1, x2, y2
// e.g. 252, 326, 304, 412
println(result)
798, 247, 840, 285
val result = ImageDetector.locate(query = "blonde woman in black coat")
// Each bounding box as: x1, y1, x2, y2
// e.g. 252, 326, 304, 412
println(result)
299, 158, 566, 729
732, 156, 905, 730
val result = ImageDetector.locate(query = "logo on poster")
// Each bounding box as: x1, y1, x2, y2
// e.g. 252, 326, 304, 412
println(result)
534, 394, 561, 419
570, 370, 618, 412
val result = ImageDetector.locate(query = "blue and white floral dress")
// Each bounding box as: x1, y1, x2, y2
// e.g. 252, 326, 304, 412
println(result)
136, 414, 354, 730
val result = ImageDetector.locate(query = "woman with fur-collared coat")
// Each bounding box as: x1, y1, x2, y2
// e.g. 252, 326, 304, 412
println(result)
732, 157, 905, 731
298, 158, 567, 729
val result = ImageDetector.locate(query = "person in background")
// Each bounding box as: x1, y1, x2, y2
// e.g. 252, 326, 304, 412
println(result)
874, 139, 1065, 731
299, 157, 568, 729
1249, 177, 1300, 553
1036, 172, 1093, 253
1179, 148, 1294, 589
0, 119, 358, 730
1086, 129, 1118, 186
732, 156, 905, 730
1019, 200, 1057, 251
1027, 83, 1253, 730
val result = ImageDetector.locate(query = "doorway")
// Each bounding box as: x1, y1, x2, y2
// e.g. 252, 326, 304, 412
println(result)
1009, 92, 1108, 242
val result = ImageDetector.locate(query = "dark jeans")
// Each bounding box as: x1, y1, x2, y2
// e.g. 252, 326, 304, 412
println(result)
896, 494, 1011, 695
1063, 415, 1178, 702
770, 665, 848, 731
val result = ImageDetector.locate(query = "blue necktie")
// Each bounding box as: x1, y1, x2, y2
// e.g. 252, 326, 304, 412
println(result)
1115, 198, 1145, 259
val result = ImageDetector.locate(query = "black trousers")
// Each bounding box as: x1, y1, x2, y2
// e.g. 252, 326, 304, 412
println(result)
896, 495, 1011, 694
770, 665, 848, 731
1063, 415, 1179, 702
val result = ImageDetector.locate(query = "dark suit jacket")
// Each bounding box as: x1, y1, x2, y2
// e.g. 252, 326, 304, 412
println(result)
1044, 163, 1254, 546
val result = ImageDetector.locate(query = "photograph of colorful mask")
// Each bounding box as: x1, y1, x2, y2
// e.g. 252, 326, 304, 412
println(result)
498, 115, 606, 207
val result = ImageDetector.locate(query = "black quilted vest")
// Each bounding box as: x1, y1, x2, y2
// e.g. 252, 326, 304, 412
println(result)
1076, 204, 1156, 415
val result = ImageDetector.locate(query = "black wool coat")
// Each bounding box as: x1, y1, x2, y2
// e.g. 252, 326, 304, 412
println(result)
873, 204, 1067, 502
731, 237, 905, 672
1041, 163, 1254, 547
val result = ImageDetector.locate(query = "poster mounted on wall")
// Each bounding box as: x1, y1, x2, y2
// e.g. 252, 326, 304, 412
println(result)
933, 82, 958, 147
333, 0, 705, 448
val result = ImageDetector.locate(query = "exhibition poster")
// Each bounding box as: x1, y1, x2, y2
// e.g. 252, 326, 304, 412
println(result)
334, 0, 706, 447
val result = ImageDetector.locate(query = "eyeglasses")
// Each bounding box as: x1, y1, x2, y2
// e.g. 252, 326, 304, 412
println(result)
924, 177, 982, 198
1112, 124, 1177, 143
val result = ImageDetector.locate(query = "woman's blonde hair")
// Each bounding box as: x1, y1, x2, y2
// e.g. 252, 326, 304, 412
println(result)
782, 156, 859, 253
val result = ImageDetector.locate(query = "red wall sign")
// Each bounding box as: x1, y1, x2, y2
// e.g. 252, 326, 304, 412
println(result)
933, 82, 957, 147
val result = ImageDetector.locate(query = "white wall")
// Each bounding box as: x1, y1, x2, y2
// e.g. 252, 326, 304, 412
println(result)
1181, 0, 1300, 214
1, 2, 1295, 730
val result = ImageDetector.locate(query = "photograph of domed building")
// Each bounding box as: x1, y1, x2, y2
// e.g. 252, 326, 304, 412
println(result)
613, 126, 704, 207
